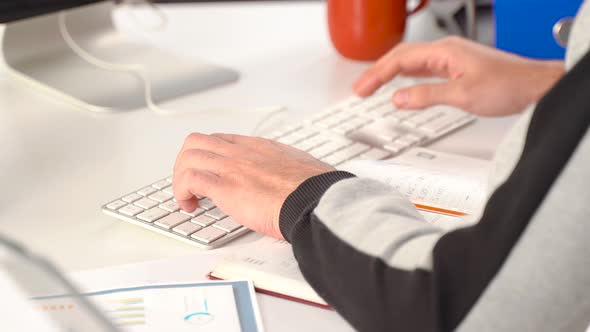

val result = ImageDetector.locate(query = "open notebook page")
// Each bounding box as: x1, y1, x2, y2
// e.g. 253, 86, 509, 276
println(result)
339, 148, 491, 215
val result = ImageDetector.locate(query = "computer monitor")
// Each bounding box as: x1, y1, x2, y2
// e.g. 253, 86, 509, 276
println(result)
0, 1, 239, 112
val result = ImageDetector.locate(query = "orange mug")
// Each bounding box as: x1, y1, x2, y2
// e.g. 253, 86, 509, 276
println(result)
328, 0, 429, 61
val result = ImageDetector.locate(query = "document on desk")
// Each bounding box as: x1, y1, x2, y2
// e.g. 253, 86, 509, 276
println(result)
31, 281, 263, 332
340, 147, 491, 216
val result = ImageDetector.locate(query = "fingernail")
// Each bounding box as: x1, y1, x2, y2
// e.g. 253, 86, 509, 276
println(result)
394, 91, 409, 107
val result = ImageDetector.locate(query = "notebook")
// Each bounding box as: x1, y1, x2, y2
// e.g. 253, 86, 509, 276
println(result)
209, 148, 491, 308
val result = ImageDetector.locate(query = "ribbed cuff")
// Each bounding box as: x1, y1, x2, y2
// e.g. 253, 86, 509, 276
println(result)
279, 171, 356, 242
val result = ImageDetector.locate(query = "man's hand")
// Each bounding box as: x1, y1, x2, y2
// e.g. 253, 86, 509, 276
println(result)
173, 133, 335, 239
354, 36, 564, 116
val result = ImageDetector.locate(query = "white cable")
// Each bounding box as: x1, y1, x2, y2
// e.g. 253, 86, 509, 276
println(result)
57, 3, 288, 135
58, 10, 171, 114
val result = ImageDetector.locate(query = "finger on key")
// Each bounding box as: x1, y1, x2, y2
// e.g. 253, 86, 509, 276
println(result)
173, 169, 221, 213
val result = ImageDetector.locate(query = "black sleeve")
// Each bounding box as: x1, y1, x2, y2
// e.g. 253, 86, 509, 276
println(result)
280, 50, 590, 332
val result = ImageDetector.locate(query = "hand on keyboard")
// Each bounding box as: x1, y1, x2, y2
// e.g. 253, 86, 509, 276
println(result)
173, 133, 335, 240
354, 36, 564, 116
103, 75, 477, 249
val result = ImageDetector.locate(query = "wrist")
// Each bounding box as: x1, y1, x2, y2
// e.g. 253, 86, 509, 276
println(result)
527, 60, 565, 104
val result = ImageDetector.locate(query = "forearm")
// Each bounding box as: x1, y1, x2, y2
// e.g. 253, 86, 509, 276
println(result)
280, 172, 450, 331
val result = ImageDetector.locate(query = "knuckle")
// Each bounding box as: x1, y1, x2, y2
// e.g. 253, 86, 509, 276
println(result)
185, 132, 203, 145
440, 36, 461, 46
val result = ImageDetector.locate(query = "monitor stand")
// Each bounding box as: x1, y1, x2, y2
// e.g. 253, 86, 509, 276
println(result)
0, 1, 239, 112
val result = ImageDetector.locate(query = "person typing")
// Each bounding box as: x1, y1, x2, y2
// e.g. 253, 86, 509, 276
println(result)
172, 3, 590, 331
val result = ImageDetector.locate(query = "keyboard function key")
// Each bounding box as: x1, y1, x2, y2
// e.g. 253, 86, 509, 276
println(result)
148, 191, 174, 203
134, 197, 159, 209
106, 200, 127, 210
191, 215, 217, 227
172, 222, 202, 236
213, 217, 243, 233
137, 207, 169, 223
118, 204, 144, 217
191, 227, 226, 244
155, 212, 191, 230
137, 186, 158, 197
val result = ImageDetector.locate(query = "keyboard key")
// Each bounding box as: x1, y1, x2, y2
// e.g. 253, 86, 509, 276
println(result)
213, 217, 243, 233
309, 141, 349, 159
180, 207, 206, 217
119, 204, 144, 217
152, 179, 171, 190
121, 193, 142, 203
291, 127, 319, 139
106, 200, 127, 210
155, 212, 191, 229
148, 191, 174, 203
137, 186, 158, 197
137, 207, 169, 223
191, 215, 217, 227
278, 133, 303, 146
378, 129, 404, 142
165, 176, 173, 183
172, 222, 202, 236
294, 139, 322, 152
368, 104, 395, 118
160, 200, 180, 212
205, 208, 227, 220
391, 110, 417, 122
383, 142, 409, 154
198, 198, 216, 211
333, 123, 357, 135
134, 197, 159, 209
396, 134, 425, 146
360, 148, 392, 160
163, 186, 174, 195
191, 227, 226, 244
322, 142, 371, 166
420, 110, 468, 134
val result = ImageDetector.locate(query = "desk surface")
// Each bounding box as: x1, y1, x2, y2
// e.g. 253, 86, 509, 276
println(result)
0, 2, 518, 331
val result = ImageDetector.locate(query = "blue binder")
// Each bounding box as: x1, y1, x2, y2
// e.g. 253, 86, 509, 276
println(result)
495, 0, 584, 59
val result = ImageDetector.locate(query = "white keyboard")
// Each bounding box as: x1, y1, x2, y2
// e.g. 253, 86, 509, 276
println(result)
102, 78, 476, 249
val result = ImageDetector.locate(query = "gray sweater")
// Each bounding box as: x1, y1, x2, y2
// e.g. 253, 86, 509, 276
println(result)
279, 2, 590, 331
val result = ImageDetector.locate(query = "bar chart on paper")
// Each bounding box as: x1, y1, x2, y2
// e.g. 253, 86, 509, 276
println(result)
33, 284, 245, 332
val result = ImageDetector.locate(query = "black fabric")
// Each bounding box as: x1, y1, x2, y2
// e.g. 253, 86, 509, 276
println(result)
280, 171, 356, 242
280, 50, 590, 332
0, 1, 102, 23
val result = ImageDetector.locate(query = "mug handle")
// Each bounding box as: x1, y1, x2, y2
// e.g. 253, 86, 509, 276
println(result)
407, 0, 429, 16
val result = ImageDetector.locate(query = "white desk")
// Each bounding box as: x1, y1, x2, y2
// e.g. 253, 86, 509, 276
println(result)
0, 2, 518, 331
